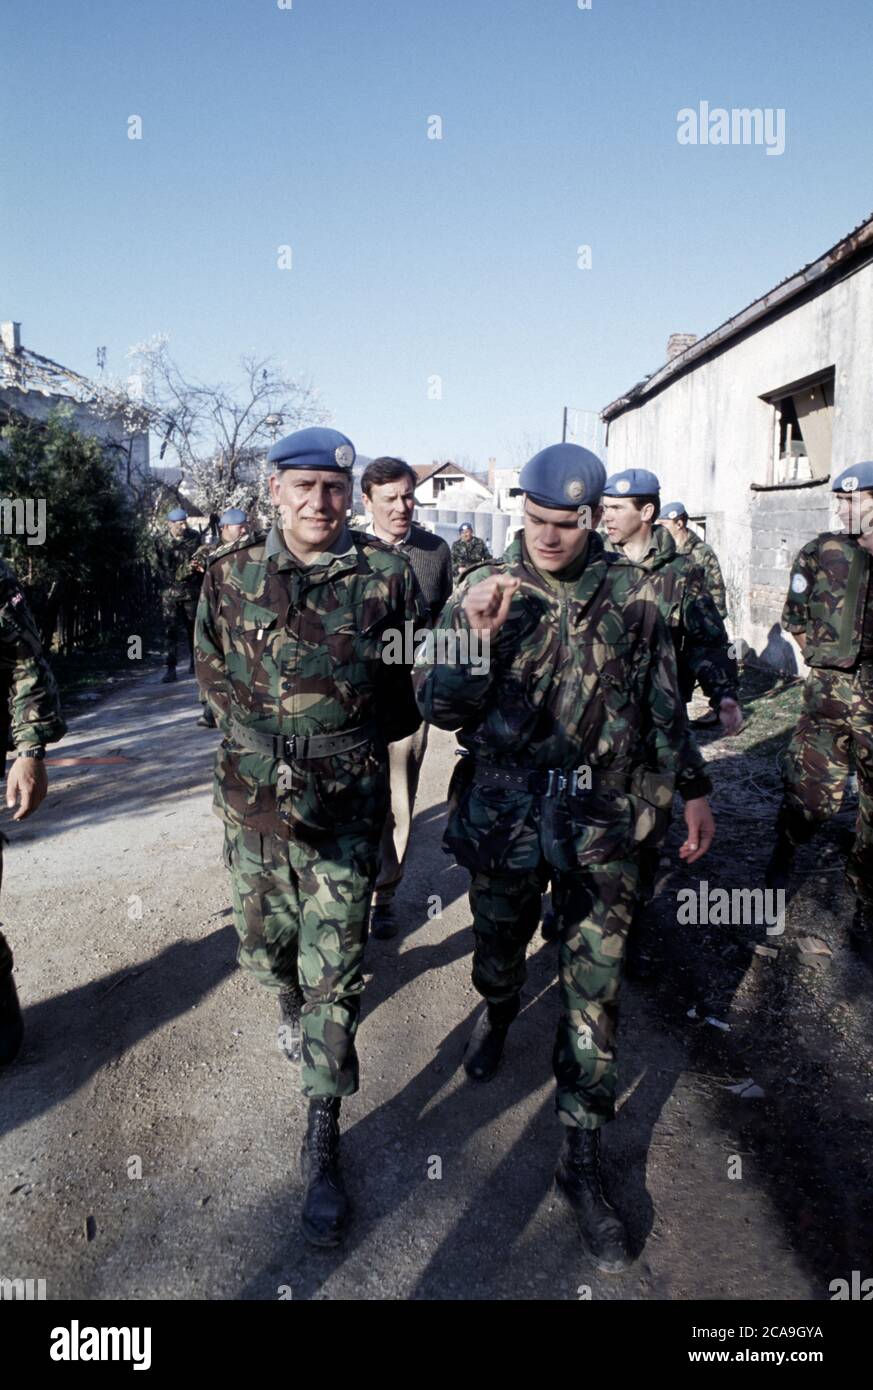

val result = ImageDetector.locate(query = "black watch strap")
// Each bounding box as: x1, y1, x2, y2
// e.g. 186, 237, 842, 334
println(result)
17, 747, 46, 760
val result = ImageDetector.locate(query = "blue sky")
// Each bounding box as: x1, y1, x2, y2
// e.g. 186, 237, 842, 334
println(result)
3, 0, 871, 469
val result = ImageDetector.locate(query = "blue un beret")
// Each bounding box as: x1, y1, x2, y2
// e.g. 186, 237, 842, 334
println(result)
602, 468, 661, 498
267, 426, 355, 473
517, 443, 606, 510
167, 508, 187, 522
219, 507, 248, 526
832, 462, 873, 493
659, 500, 687, 520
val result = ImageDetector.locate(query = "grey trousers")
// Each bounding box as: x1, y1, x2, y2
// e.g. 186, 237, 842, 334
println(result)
374, 724, 429, 903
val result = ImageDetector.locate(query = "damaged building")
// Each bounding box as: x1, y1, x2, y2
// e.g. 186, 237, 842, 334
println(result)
601, 212, 873, 671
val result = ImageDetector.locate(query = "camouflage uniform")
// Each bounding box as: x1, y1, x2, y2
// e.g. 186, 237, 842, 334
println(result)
195, 522, 424, 1097
451, 534, 491, 579
606, 525, 732, 905
677, 528, 728, 620
0, 561, 66, 978
777, 533, 873, 905
155, 526, 204, 668
414, 530, 707, 1129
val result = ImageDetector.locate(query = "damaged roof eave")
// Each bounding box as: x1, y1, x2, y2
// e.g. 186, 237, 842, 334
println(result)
601, 211, 873, 423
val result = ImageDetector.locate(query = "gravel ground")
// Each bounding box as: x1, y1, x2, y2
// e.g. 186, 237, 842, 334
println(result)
1, 666, 869, 1301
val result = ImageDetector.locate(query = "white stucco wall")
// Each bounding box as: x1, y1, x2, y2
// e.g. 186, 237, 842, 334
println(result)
603, 261, 873, 662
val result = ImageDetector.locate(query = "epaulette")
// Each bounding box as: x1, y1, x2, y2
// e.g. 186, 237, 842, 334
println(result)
206, 529, 268, 566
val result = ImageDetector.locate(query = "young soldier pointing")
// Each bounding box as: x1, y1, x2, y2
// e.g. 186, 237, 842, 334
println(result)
414, 443, 714, 1274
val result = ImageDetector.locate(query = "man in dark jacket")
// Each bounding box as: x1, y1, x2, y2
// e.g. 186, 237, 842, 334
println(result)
360, 457, 453, 938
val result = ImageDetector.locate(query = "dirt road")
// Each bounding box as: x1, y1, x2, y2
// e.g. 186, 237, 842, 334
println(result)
1, 667, 870, 1300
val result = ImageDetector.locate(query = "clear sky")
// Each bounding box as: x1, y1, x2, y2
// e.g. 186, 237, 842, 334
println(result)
3, 0, 872, 470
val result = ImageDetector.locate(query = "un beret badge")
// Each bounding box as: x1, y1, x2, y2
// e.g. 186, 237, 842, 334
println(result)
842, 475, 859, 492
565, 479, 585, 502
616, 479, 630, 494
335, 444, 354, 469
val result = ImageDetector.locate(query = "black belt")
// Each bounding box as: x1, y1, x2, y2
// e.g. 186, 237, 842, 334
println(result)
471, 761, 630, 798
228, 715, 377, 762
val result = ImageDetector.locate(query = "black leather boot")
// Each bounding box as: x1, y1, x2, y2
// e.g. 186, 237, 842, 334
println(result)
300, 1098, 348, 1247
160, 666, 177, 684
0, 970, 24, 1067
278, 984, 304, 1065
463, 995, 520, 1082
765, 834, 795, 892
555, 1127, 633, 1274
370, 902, 399, 940
196, 708, 217, 728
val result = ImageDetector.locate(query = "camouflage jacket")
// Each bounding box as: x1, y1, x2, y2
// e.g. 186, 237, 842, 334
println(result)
195, 522, 425, 840
0, 560, 66, 777
414, 532, 710, 876
781, 533, 871, 669
155, 527, 204, 599
679, 529, 728, 619
609, 526, 737, 704
451, 535, 491, 577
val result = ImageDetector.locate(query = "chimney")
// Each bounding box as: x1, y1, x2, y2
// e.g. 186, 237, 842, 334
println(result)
1, 321, 22, 354
666, 332, 697, 362
487, 456, 496, 493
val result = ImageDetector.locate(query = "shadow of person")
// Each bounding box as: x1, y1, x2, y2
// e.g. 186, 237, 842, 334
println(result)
761, 623, 799, 675
0, 927, 237, 1141
233, 947, 591, 1301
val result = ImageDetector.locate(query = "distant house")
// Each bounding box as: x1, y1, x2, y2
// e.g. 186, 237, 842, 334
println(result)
0, 320, 150, 488
600, 212, 873, 670
412, 460, 493, 508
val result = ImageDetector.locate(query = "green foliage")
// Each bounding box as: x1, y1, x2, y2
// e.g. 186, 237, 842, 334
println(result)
0, 409, 148, 642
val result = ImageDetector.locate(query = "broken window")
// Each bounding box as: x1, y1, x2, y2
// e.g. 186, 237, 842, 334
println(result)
764, 370, 835, 484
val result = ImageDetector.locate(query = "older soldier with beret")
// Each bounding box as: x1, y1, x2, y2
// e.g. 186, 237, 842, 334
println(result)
195, 426, 424, 1246
766, 462, 873, 942
414, 443, 713, 1272
0, 561, 66, 1064
155, 507, 204, 683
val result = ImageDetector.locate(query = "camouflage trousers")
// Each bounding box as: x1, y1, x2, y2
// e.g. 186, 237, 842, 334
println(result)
161, 591, 198, 668
778, 665, 873, 906
223, 822, 380, 1098
470, 855, 639, 1130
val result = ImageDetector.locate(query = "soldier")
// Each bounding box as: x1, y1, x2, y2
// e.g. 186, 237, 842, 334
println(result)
598, 470, 740, 975
414, 443, 714, 1272
451, 523, 491, 579
195, 427, 424, 1247
658, 501, 728, 619
602, 474, 742, 731
360, 457, 453, 938
194, 508, 249, 729
765, 462, 873, 941
0, 561, 66, 1065
155, 507, 204, 684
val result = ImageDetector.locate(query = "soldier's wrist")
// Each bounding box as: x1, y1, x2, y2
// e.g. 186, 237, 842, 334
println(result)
16, 745, 45, 760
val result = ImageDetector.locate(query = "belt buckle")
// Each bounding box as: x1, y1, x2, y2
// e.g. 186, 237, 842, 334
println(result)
283, 734, 297, 760
545, 769, 566, 797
